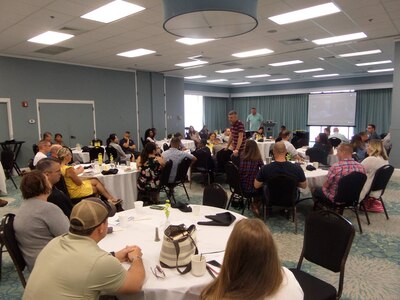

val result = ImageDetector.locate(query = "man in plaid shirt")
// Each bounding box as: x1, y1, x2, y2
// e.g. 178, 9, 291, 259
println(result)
312, 143, 365, 203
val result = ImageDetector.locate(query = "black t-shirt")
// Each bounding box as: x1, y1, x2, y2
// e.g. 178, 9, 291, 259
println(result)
119, 138, 135, 154
256, 161, 306, 184
48, 187, 73, 218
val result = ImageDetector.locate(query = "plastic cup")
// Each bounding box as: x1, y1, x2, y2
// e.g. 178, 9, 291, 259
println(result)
119, 215, 129, 228
191, 255, 206, 277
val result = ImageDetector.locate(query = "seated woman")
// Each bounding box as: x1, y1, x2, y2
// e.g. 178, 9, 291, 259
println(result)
58, 147, 121, 205
220, 128, 231, 143
145, 128, 157, 143
106, 133, 130, 163
14, 171, 69, 271
360, 140, 389, 202
313, 133, 333, 155
239, 140, 264, 216
253, 126, 265, 141
136, 142, 165, 204
351, 134, 366, 161
188, 126, 201, 146
206, 132, 220, 154
201, 219, 303, 300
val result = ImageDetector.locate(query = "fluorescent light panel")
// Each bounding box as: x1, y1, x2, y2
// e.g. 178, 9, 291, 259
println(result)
231, 82, 250, 85
81, 0, 145, 23
175, 60, 208, 67
176, 38, 215, 45
245, 74, 271, 78
207, 79, 228, 83
355, 60, 391, 66
313, 73, 339, 78
215, 68, 244, 73
338, 49, 381, 57
232, 48, 274, 58
28, 31, 74, 45
117, 48, 155, 58
312, 32, 367, 45
368, 68, 394, 73
294, 68, 324, 73
184, 75, 206, 79
268, 2, 340, 25
268, 78, 291, 81
269, 60, 303, 67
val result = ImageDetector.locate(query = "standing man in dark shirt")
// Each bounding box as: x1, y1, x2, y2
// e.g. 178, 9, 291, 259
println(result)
120, 131, 139, 158
225, 111, 246, 157
36, 158, 73, 218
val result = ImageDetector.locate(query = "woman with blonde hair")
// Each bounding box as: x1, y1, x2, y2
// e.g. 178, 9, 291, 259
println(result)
58, 147, 121, 205
201, 219, 303, 300
360, 140, 389, 204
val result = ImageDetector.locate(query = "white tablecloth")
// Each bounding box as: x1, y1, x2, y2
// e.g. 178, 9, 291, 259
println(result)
304, 168, 328, 189
156, 139, 196, 151
256, 141, 275, 159
80, 164, 139, 209
99, 205, 244, 300
72, 149, 90, 163
0, 162, 7, 194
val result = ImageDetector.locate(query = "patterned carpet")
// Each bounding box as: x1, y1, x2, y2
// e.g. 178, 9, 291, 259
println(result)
1, 172, 400, 299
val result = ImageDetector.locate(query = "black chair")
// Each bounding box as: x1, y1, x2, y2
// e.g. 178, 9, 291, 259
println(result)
215, 149, 232, 174
167, 157, 192, 203
141, 137, 148, 148
191, 149, 213, 187
32, 144, 39, 155
265, 175, 300, 233
0, 213, 27, 287
105, 146, 118, 162
360, 164, 394, 224
163, 143, 169, 152
225, 162, 253, 215
306, 147, 328, 165
316, 172, 367, 233
202, 183, 228, 209
329, 137, 342, 148
290, 210, 355, 300
158, 160, 173, 200
89, 146, 105, 162
1, 150, 17, 188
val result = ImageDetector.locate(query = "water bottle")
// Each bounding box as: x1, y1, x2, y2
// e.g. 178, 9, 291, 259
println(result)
98, 153, 103, 165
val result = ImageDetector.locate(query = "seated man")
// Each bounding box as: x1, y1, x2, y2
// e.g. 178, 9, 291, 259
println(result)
120, 131, 139, 158
312, 143, 365, 204
36, 158, 74, 218
254, 142, 307, 191
33, 140, 51, 166
54, 133, 65, 146
50, 144, 63, 159
162, 137, 197, 183
280, 130, 303, 161
367, 123, 380, 140
23, 198, 145, 299
329, 127, 349, 143
192, 139, 215, 183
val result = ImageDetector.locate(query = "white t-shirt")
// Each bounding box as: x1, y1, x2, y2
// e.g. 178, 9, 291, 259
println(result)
360, 156, 389, 199
33, 152, 48, 166
283, 141, 300, 157
265, 267, 304, 300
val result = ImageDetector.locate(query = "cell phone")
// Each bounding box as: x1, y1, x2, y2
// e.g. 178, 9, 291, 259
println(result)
150, 205, 165, 210
83, 165, 91, 169
207, 260, 222, 268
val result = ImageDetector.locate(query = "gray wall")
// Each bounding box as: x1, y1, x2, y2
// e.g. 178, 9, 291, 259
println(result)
0, 56, 184, 166
390, 41, 400, 167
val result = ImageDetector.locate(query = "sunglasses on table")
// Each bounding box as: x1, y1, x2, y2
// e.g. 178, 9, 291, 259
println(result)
150, 265, 166, 279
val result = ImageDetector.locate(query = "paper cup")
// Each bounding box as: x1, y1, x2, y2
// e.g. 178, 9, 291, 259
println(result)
313, 162, 319, 169
119, 215, 129, 228
193, 206, 200, 216
191, 255, 206, 277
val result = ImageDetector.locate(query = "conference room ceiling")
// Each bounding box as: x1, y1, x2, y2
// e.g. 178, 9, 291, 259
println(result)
0, 0, 399, 87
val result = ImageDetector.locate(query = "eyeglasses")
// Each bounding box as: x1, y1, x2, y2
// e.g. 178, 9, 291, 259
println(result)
150, 265, 166, 279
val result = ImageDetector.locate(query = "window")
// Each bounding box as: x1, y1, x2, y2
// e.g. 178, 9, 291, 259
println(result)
309, 126, 354, 143
184, 94, 203, 131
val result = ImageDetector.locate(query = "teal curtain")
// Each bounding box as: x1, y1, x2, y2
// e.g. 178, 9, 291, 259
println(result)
203, 96, 229, 132
355, 89, 392, 134
233, 94, 308, 136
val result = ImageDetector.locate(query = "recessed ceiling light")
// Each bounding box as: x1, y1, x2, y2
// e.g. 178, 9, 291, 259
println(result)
368, 68, 394, 73
232, 48, 274, 58
294, 68, 324, 73
81, 0, 145, 23
231, 82, 251, 85
313, 73, 339, 78
184, 75, 206, 79
117, 48, 155, 58
28, 31, 74, 45
175, 60, 208, 67
338, 49, 382, 57
312, 32, 367, 45
355, 60, 392, 66
268, 78, 291, 81
269, 60, 303, 67
206, 79, 228, 83
176, 38, 215, 45
245, 74, 271, 78
268, 2, 340, 25
215, 68, 244, 73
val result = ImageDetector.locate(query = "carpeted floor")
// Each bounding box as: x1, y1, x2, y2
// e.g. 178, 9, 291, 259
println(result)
1, 172, 400, 299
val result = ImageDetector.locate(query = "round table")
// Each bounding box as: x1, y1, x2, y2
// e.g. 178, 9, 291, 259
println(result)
156, 139, 196, 152
99, 205, 244, 300
256, 141, 275, 159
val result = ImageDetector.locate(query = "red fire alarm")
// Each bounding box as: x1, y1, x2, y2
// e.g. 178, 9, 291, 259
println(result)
22, 101, 28, 107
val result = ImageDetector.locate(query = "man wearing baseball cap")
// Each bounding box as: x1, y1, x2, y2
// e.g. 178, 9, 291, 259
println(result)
23, 197, 145, 299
